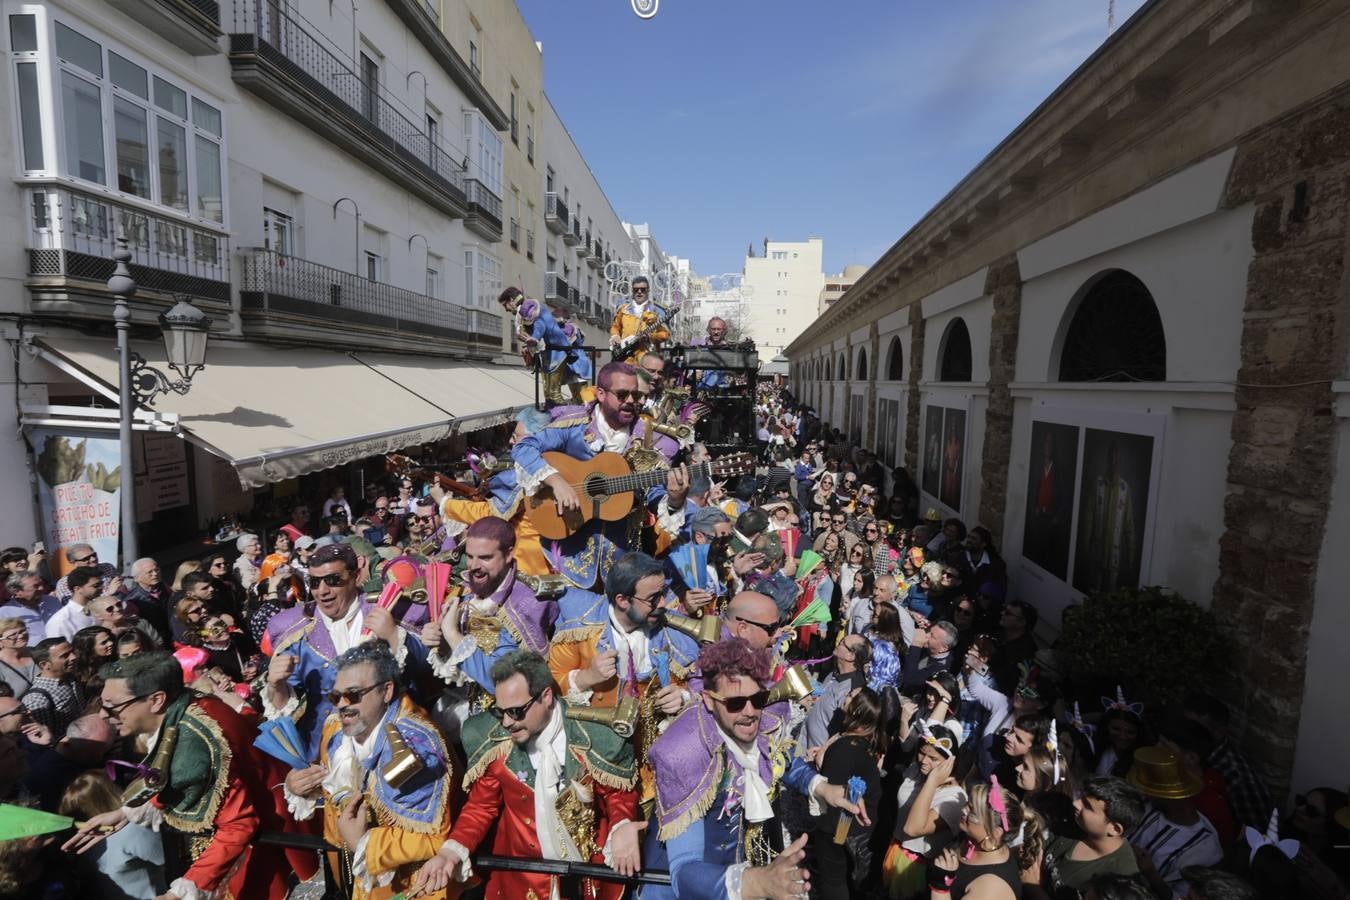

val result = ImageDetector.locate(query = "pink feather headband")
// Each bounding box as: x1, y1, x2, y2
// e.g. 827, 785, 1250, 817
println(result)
988, 775, 1010, 832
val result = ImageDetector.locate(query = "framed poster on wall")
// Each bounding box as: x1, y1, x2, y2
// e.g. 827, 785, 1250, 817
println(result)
922, 405, 943, 497
1071, 428, 1154, 594
922, 403, 967, 512
1021, 421, 1080, 581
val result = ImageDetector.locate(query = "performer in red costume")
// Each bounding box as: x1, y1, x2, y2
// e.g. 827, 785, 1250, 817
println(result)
64, 651, 316, 900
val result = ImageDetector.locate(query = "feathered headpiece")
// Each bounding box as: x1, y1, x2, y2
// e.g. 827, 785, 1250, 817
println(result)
1102, 685, 1144, 717
1244, 809, 1298, 864
518, 298, 542, 324
1069, 701, 1096, 756
988, 775, 1010, 832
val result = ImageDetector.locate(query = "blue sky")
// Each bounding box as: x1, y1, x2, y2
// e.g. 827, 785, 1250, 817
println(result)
518, 0, 1149, 276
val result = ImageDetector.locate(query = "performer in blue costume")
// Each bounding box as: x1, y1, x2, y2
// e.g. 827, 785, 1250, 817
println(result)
263, 543, 429, 760
498, 286, 571, 406
641, 637, 866, 900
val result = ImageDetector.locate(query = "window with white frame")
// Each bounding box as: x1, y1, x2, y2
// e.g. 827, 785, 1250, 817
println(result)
463, 108, 502, 197
463, 246, 501, 310
426, 252, 443, 299
263, 207, 293, 255
10, 12, 226, 224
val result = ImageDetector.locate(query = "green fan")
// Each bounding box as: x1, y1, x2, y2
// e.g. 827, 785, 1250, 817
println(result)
0, 803, 79, 841
789, 596, 832, 628
794, 550, 824, 580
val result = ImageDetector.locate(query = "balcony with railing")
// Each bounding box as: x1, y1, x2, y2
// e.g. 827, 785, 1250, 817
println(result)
228, 0, 468, 217
25, 185, 232, 324
569, 285, 580, 306
108, 0, 221, 55
240, 247, 501, 355
464, 179, 503, 242
587, 237, 602, 269
545, 271, 568, 303
564, 217, 581, 246
544, 192, 568, 234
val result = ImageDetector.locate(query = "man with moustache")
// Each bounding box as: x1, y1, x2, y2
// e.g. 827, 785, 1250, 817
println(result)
64, 652, 316, 899
513, 361, 679, 589
283, 641, 456, 899
409, 649, 640, 900
609, 275, 670, 364
642, 638, 863, 900
264, 543, 423, 760
421, 516, 554, 740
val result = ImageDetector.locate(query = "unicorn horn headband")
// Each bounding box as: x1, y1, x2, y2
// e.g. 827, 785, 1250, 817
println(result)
1102, 684, 1144, 716
1070, 701, 1096, 756
1244, 808, 1298, 864
988, 775, 1010, 832
1047, 719, 1061, 785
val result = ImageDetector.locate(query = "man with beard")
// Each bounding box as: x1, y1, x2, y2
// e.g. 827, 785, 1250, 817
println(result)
642, 638, 864, 900
283, 641, 456, 899
421, 516, 555, 742
409, 650, 640, 900
63, 652, 316, 899
263, 543, 423, 760
513, 361, 679, 589
402, 497, 456, 557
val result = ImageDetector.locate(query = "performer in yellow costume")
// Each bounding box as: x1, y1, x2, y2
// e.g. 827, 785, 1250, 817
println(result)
609, 276, 670, 363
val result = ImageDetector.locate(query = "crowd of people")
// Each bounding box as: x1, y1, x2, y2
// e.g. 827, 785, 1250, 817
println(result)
0, 285, 1344, 900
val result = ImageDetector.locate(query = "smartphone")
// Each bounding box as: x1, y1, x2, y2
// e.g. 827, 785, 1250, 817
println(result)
31, 541, 44, 554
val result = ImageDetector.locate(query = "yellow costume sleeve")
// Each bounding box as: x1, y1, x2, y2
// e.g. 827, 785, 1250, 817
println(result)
609, 306, 625, 339
364, 827, 446, 879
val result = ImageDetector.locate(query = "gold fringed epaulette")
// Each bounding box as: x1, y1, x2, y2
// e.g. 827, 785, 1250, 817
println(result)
460, 711, 513, 787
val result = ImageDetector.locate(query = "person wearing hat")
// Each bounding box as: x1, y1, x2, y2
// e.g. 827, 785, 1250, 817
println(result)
1126, 745, 1223, 897
291, 534, 317, 578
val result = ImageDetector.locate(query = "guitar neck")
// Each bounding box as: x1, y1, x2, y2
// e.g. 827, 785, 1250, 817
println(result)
603, 460, 710, 496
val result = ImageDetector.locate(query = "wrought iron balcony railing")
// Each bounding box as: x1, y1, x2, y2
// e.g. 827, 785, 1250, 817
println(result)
544, 192, 568, 233
464, 178, 503, 238
545, 271, 568, 302
240, 247, 500, 342
26, 185, 230, 302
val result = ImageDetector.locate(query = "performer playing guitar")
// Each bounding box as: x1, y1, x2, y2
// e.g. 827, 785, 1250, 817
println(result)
608, 276, 671, 364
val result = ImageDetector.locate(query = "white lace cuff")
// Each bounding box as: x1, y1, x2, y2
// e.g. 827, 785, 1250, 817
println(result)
168, 877, 204, 900
263, 686, 301, 721
515, 462, 559, 498
655, 497, 686, 539
725, 861, 752, 900
122, 802, 163, 830
428, 635, 480, 686
436, 838, 474, 882
601, 819, 633, 867
390, 627, 409, 669
442, 518, 467, 540
283, 784, 319, 821
566, 669, 594, 706
806, 774, 827, 817
351, 830, 396, 891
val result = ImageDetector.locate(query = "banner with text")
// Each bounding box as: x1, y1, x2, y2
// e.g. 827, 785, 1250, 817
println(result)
32, 429, 123, 575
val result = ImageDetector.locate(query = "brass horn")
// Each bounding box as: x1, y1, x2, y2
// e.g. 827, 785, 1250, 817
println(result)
766, 665, 814, 706
565, 696, 639, 738
660, 610, 723, 645
381, 722, 424, 788
122, 724, 178, 807
518, 572, 572, 599
651, 422, 694, 443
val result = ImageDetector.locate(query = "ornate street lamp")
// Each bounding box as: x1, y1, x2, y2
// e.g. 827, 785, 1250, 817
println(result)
106, 235, 211, 564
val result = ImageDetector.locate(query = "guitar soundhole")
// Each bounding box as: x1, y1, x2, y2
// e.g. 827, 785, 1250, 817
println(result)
583, 474, 608, 500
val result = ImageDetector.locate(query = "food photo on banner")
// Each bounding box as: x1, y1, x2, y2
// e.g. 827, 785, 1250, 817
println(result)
1021, 420, 1080, 581
922, 405, 943, 498
939, 407, 966, 512
1071, 427, 1154, 595
32, 429, 123, 576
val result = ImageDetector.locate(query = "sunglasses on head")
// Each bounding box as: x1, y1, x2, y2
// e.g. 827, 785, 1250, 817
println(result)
706, 689, 771, 713
325, 681, 389, 706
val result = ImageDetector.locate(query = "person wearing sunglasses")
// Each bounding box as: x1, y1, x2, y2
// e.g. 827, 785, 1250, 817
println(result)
411, 649, 640, 899
284, 641, 453, 900
646, 637, 866, 900
608, 275, 671, 364
65, 651, 318, 898
265, 543, 422, 761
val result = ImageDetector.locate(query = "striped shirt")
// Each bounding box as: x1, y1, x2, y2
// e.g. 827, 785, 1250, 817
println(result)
1129, 808, 1222, 896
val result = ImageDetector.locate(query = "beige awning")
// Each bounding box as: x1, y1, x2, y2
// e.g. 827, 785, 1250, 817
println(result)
34, 337, 538, 488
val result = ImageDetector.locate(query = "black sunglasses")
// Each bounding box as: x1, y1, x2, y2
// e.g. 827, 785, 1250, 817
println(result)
100, 694, 147, 718
488, 690, 545, 722
631, 287, 649, 294
732, 614, 782, 635
706, 689, 771, 713
309, 572, 349, 588
73, 554, 97, 564
605, 389, 642, 402
326, 681, 389, 706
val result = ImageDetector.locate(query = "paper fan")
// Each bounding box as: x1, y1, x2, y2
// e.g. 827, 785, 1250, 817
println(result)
669, 543, 709, 591
789, 597, 832, 628
254, 716, 309, 769
424, 561, 452, 621
794, 550, 824, 581
0, 804, 76, 840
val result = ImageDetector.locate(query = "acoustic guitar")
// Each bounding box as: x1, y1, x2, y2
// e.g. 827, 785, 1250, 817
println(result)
523, 451, 755, 540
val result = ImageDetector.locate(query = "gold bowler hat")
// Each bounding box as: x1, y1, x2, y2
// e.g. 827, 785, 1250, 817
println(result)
1126, 745, 1205, 800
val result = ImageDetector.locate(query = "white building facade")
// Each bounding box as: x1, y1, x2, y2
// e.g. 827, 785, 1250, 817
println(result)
742, 237, 824, 359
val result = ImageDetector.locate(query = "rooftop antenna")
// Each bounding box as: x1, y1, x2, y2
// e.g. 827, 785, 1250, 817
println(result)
1108, 0, 1116, 31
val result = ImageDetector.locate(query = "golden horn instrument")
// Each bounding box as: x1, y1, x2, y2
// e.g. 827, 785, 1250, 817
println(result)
565, 695, 640, 738
381, 722, 424, 789
660, 610, 723, 645
651, 422, 694, 443
121, 724, 178, 807
518, 572, 572, 598
766, 665, 814, 706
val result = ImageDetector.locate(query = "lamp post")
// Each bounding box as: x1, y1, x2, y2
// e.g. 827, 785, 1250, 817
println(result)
106, 236, 212, 566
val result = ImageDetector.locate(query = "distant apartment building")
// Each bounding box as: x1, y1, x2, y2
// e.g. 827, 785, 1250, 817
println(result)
819, 264, 869, 314
741, 238, 825, 359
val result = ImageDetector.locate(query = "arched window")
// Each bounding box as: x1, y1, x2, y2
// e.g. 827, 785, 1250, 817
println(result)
886, 336, 903, 381
1058, 270, 1166, 382
856, 349, 868, 381
938, 318, 973, 382
836, 354, 845, 381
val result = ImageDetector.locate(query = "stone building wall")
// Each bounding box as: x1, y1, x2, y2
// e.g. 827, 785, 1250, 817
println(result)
976, 255, 1023, 545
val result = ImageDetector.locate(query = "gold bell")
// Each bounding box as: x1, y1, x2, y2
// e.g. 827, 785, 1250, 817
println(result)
766, 665, 814, 705
661, 610, 723, 645
381, 722, 424, 789
565, 695, 640, 738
